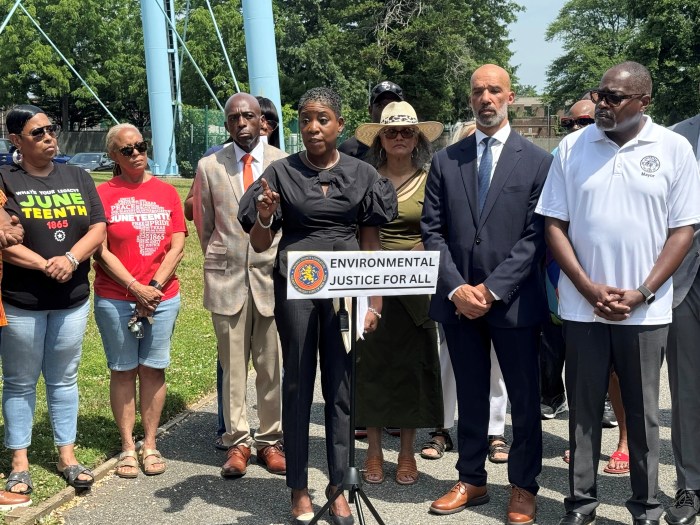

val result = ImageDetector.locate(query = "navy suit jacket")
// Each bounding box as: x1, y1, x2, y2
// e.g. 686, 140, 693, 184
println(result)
421, 130, 553, 328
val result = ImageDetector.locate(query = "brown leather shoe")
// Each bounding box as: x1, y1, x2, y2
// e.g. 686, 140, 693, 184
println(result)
257, 442, 286, 475
0, 490, 31, 511
429, 481, 489, 515
221, 444, 251, 478
507, 485, 536, 525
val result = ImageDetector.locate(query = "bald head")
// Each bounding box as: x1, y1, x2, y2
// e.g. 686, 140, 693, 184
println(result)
569, 100, 595, 119
470, 64, 514, 133
471, 64, 512, 91
224, 92, 262, 151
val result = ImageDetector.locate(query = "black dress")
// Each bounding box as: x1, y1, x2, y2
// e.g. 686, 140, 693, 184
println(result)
238, 152, 397, 489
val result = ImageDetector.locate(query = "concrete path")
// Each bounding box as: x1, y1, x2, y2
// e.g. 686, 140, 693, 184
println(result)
43, 365, 678, 525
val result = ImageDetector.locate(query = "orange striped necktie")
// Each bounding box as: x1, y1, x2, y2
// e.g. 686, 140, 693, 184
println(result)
242, 153, 254, 190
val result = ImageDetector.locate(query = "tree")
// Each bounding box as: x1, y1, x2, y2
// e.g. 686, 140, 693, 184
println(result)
542, 0, 700, 124
0, 0, 149, 128
542, 0, 637, 111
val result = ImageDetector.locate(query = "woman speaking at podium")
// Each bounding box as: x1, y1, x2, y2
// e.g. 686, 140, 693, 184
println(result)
239, 87, 397, 525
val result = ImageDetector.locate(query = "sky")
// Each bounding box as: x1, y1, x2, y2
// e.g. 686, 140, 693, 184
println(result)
508, 0, 568, 93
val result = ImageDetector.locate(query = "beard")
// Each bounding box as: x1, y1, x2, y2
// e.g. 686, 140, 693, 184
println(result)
475, 104, 508, 128
595, 110, 616, 131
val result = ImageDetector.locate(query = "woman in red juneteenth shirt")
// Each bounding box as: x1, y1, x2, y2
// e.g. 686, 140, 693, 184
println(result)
93, 124, 186, 478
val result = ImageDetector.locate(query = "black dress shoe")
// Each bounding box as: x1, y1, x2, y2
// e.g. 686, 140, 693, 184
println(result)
559, 511, 596, 525
633, 520, 659, 525
665, 489, 700, 525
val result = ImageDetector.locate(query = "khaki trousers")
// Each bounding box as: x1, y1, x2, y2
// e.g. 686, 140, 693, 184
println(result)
212, 290, 282, 448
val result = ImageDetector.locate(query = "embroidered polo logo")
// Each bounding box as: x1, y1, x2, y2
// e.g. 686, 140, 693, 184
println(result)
640, 156, 660, 173
290, 256, 328, 295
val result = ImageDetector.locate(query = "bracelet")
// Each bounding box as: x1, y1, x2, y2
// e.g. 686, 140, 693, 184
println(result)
367, 306, 382, 319
126, 278, 137, 295
256, 211, 273, 229
64, 251, 79, 271
149, 279, 163, 291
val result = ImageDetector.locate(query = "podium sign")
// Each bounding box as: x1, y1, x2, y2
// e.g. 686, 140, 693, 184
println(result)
286, 250, 440, 300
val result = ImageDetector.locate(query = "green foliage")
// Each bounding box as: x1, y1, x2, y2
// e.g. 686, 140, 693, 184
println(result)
175, 105, 227, 177
543, 0, 700, 124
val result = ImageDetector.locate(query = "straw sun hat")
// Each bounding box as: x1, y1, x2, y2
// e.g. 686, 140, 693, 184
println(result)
355, 101, 444, 146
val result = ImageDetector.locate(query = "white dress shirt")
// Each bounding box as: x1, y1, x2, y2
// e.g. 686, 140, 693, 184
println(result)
233, 140, 265, 193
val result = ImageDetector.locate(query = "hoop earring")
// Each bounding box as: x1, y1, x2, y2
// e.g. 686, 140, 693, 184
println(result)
411, 148, 416, 159
379, 148, 386, 161
11, 149, 22, 164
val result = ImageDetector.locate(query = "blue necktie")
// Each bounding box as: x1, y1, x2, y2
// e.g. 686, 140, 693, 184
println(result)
478, 137, 493, 214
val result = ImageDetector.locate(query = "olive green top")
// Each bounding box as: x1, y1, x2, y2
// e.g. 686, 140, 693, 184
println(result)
379, 169, 426, 252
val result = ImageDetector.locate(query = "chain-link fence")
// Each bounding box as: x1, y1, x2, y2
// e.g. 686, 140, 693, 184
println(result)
176, 106, 227, 178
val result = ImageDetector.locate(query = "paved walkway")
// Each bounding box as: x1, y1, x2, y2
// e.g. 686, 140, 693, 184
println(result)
33, 366, 679, 524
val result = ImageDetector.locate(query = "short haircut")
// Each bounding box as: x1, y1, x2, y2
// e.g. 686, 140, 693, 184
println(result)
613, 61, 653, 94
6, 104, 45, 134
298, 87, 342, 119
105, 123, 141, 155
365, 130, 433, 171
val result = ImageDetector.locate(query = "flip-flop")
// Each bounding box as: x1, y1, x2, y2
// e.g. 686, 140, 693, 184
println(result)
603, 450, 630, 474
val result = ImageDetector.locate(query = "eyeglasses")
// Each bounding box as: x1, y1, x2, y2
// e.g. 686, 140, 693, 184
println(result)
560, 116, 595, 129
264, 119, 279, 131
21, 124, 59, 140
589, 90, 646, 107
382, 128, 417, 140
119, 141, 148, 157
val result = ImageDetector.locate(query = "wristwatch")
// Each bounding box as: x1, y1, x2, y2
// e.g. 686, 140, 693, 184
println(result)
637, 284, 655, 305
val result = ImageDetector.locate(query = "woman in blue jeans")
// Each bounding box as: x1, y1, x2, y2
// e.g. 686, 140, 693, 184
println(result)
0, 104, 106, 494
92, 124, 186, 478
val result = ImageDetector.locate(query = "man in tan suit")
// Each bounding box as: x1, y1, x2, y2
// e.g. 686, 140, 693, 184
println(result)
193, 93, 287, 477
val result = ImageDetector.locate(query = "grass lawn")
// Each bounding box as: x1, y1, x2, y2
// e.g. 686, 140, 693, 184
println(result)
0, 174, 216, 516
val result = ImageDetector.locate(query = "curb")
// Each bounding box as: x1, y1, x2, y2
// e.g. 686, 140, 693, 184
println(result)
5, 392, 217, 524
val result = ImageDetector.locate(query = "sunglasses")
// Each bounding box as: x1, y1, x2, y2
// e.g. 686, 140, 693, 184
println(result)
22, 124, 59, 140
119, 141, 148, 157
382, 128, 417, 140
589, 90, 646, 107
560, 116, 595, 129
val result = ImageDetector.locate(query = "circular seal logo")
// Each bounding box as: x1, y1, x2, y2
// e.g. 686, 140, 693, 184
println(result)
640, 155, 660, 173
290, 256, 328, 295
54, 229, 66, 242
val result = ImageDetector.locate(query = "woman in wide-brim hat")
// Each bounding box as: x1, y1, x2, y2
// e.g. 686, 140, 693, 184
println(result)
354, 101, 446, 486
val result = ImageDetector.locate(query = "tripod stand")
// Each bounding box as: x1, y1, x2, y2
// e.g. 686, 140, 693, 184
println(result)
308, 297, 386, 525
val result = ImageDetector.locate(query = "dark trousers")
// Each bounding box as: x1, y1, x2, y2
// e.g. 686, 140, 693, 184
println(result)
274, 273, 351, 489
667, 272, 700, 490
563, 321, 666, 520
443, 319, 542, 494
540, 316, 566, 403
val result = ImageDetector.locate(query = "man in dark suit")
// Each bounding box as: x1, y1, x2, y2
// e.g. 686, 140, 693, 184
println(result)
665, 105, 700, 525
421, 64, 552, 525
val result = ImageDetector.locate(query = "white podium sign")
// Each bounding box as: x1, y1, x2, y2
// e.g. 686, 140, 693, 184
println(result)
286, 250, 440, 300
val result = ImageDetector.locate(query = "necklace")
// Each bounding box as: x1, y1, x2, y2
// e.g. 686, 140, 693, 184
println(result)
304, 150, 340, 171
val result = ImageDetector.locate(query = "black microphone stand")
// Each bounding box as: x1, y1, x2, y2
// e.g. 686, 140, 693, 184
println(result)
308, 297, 386, 525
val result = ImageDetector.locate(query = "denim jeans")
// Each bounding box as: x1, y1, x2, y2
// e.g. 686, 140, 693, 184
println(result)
0, 300, 90, 449
94, 294, 180, 371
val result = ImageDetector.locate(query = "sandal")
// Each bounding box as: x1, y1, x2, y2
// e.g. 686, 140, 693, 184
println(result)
57, 463, 94, 489
563, 449, 570, 464
488, 435, 510, 464
115, 450, 139, 479
395, 455, 418, 485
5, 470, 33, 495
420, 430, 454, 460
139, 448, 166, 476
603, 450, 630, 474
362, 455, 384, 484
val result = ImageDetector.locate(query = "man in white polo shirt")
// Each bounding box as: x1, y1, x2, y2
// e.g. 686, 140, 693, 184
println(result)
536, 61, 700, 525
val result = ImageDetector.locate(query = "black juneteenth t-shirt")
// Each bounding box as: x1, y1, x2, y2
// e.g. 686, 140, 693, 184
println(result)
0, 162, 106, 310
